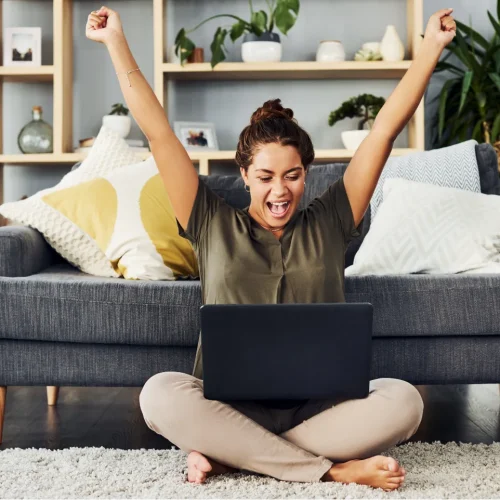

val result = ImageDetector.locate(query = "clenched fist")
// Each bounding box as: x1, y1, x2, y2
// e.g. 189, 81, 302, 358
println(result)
424, 8, 456, 49
86, 5, 124, 45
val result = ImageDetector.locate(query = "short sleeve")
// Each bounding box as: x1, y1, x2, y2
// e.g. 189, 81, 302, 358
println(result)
177, 178, 224, 246
317, 175, 361, 244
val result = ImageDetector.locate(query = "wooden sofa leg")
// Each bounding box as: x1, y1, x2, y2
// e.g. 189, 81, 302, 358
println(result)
0, 386, 6, 445
47, 386, 59, 406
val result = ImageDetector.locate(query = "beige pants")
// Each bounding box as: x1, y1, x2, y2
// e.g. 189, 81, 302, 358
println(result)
139, 372, 423, 483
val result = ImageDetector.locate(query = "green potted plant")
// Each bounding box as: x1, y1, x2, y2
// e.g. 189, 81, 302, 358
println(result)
328, 94, 386, 150
433, 1, 500, 169
102, 103, 131, 138
174, 0, 300, 68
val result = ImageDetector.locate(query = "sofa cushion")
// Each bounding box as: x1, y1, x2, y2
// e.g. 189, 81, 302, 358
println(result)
0, 264, 202, 347
345, 273, 500, 337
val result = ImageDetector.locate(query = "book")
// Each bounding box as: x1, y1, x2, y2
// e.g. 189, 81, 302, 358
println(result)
75, 146, 150, 154
78, 137, 146, 148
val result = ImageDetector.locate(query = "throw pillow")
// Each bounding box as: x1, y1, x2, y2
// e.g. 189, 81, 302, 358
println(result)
0, 126, 198, 279
370, 140, 481, 222
345, 178, 500, 276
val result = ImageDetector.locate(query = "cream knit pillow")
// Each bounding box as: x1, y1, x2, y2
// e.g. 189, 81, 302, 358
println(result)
0, 126, 198, 279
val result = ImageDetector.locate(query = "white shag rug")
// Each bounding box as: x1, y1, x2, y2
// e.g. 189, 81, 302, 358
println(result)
1, 442, 500, 499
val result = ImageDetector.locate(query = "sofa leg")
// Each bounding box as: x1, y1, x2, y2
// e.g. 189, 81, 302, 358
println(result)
47, 386, 59, 406
0, 386, 6, 444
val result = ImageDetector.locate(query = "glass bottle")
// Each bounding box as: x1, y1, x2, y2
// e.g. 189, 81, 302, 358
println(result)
17, 106, 53, 154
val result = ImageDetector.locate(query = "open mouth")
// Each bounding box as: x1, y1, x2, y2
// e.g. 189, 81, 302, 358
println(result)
266, 201, 291, 219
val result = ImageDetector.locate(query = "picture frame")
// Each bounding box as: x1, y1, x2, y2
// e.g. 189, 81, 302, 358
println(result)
174, 121, 219, 151
3, 27, 42, 66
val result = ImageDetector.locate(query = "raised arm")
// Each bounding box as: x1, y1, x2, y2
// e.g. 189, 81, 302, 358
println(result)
86, 6, 198, 230
343, 8, 456, 227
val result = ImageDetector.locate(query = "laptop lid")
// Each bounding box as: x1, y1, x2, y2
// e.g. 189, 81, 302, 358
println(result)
200, 303, 373, 402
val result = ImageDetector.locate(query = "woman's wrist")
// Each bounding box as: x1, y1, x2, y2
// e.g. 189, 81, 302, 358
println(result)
105, 30, 127, 50
419, 38, 446, 61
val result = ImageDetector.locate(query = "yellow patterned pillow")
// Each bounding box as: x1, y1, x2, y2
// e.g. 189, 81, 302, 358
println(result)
42, 156, 198, 280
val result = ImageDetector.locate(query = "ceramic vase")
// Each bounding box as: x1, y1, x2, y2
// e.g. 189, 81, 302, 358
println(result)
316, 40, 345, 62
380, 25, 405, 62
242, 32, 282, 63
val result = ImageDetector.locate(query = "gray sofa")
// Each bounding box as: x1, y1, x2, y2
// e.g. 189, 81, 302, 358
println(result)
1, 144, 500, 441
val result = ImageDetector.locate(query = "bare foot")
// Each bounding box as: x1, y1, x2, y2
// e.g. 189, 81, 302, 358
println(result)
187, 451, 235, 484
323, 456, 406, 491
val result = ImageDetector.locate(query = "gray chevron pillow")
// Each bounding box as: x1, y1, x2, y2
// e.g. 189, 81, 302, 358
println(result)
371, 140, 481, 222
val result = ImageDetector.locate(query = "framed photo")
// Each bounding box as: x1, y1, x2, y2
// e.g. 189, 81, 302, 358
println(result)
3, 27, 42, 66
174, 122, 219, 151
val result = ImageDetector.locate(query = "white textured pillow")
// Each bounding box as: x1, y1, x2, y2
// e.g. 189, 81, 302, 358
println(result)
346, 178, 500, 276
0, 126, 141, 277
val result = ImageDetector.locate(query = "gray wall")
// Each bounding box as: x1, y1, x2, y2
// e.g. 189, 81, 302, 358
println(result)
1, 0, 492, 202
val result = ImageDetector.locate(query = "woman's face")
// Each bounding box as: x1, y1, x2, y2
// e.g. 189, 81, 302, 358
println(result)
241, 143, 306, 230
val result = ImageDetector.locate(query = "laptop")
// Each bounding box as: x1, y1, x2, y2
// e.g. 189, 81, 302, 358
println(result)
200, 303, 373, 402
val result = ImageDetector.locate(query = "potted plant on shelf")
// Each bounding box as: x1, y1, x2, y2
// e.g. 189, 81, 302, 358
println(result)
328, 94, 386, 150
174, 0, 300, 68
432, 5, 500, 170
102, 103, 131, 139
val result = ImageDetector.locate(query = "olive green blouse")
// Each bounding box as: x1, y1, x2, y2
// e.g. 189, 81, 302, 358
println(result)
179, 175, 361, 380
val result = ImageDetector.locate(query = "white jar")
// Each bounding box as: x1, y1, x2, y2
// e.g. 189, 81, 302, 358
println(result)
316, 40, 345, 62
380, 25, 405, 62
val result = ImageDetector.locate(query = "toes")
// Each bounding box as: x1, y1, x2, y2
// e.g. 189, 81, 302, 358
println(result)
388, 476, 405, 484
384, 457, 400, 473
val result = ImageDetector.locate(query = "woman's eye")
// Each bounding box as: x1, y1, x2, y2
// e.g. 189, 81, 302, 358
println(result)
259, 177, 272, 182
286, 176, 299, 181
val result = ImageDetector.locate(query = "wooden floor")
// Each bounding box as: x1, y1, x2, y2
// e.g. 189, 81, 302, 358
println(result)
1, 384, 500, 450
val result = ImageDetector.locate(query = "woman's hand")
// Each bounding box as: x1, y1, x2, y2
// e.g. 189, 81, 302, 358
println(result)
85, 5, 124, 45
423, 8, 456, 50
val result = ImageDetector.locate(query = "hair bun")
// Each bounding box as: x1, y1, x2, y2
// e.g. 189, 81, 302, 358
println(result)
250, 99, 294, 125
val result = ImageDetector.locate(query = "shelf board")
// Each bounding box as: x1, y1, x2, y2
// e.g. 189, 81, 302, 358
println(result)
0, 148, 416, 165
0, 65, 55, 83
189, 148, 417, 162
162, 61, 413, 80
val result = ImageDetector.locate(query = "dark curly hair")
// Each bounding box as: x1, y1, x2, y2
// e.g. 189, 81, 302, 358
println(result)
235, 99, 315, 171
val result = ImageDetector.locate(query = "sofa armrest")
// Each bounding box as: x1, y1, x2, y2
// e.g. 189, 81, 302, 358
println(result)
0, 226, 57, 277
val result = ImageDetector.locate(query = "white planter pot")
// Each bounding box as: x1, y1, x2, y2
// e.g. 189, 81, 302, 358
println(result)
242, 32, 282, 63
380, 25, 405, 62
341, 130, 370, 151
102, 115, 131, 139
316, 40, 345, 62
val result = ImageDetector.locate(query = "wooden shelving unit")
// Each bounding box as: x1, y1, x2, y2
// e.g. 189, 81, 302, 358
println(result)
161, 61, 414, 81
0, 0, 424, 203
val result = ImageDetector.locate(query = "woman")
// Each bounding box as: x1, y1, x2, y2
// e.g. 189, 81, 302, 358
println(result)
86, 6, 455, 490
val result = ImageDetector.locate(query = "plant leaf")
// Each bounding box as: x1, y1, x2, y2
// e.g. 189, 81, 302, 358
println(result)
274, 0, 299, 35
438, 79, 456, 140
491, 113, 500, 142
435, 61, 465, 76
489, 72, 500, 92
230, 20, 246, 41
210, 27, 228, 68
459, 70, 474, 115
456, 20, 489, 49
488, 11, 500, 40
251, 10, 267, 35
455, 30, 481, 73
174, 28, 195, 65
285, 0, 300, 14
471, 118, 484, 141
